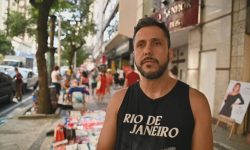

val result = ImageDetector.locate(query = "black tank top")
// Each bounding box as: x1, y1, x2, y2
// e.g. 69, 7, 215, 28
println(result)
115, 81, 194, 150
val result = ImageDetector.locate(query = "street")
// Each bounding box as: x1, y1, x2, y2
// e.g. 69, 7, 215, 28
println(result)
0, 89, 33, 124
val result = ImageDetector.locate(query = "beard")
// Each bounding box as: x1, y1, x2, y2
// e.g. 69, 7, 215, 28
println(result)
135, 57, 169, 80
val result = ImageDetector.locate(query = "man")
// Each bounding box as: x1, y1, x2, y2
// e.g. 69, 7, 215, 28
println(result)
123, 65, 140, 87
97, 17, 213, 150
51, 66, 61, 95
13, 67, 23, 101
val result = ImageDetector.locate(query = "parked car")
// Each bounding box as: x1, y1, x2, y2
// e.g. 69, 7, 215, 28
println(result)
0, 65, 39, 92
18, 68, 39, 91
0, 72, 15, 103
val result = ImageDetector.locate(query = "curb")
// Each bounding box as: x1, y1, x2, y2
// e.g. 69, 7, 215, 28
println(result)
18, 107, 61, 120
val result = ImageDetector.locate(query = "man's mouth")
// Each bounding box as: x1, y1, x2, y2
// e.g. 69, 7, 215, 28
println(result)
141, 58, 158, 65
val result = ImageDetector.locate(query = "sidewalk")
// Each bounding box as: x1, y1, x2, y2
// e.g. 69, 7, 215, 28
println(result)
213, 124, 249, 150
0, 87, 249, 150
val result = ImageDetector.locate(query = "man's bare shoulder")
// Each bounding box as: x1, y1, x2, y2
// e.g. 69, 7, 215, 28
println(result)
189, 87, 211, 118
107, 88, 128, 112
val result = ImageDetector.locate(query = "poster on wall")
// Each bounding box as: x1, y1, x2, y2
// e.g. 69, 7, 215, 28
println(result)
219, 80, 250, 124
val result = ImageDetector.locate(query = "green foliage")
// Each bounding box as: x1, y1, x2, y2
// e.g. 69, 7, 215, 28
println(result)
5, 11, 28, 37
76, 47, 89, 66
61, 45, 89, 66
25, 7, 39, 38
5, 0, 95, 67
59, 0, 95, 66
0, 32, 14, 55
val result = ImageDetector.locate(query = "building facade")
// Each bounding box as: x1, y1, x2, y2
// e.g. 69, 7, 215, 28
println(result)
91, 0, 250, 134
91, 0, 143, 71
0, 0, 36, 58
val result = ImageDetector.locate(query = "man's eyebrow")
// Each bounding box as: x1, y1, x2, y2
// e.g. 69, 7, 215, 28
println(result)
151, 38, 161, 41
135, 39, 146, 44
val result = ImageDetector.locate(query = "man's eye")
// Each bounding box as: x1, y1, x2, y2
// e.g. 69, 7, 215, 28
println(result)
137, 43, 144, 48
154, 41, 161, 46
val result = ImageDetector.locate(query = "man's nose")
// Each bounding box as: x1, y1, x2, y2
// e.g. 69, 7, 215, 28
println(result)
143, 43, 152, 56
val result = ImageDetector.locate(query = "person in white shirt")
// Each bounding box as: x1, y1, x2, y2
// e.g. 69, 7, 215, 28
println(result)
51, 66, 61, 95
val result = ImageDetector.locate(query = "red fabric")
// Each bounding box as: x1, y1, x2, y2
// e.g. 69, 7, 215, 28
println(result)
81, 77, 89, 85
16, 72, 23, 83
96, 74, 106, 95
126, 71, 140, 87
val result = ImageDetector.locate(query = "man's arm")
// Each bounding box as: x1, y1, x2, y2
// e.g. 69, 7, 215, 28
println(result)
97, 89, 127, 150
189, 88, 213, 150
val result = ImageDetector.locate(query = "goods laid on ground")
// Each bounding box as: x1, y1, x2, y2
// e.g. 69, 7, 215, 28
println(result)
52, 110, 105, 150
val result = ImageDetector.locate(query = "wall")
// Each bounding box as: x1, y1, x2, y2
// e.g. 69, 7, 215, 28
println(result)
188, 0, 232, 116
119, 0, 143, 38
231, 0, 249, 133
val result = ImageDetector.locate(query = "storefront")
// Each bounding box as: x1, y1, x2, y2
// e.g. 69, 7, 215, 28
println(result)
149, 0, 250, 134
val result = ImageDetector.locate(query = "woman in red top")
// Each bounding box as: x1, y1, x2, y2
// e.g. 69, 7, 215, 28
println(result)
106, 69, 113, 95
96, 71, 107, 102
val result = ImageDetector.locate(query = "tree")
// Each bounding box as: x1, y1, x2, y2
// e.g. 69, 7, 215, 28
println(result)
62, 45, 90, 66
29, 0, 55, 114
29, 0, 95, 114
4, 11, 29, 38
60, 0, 95, 68
0, 32, 14, 56
4, 0, 94, 114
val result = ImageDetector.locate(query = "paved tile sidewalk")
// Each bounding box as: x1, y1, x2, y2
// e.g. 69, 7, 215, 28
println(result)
0, 86, 249, 150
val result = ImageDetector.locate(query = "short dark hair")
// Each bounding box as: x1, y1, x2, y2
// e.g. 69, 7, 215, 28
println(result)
133, 17, 171, 48
54, 66, 59, 70
14, 67, 18, 71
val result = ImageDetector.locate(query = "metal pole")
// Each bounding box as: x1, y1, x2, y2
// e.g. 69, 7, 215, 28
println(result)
57, 15, 61, 67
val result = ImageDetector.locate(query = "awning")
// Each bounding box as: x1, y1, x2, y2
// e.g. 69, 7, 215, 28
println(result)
104, 33, 128, 53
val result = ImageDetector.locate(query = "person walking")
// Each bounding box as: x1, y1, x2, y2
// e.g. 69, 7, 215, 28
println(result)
123, 65, 140, 88
97, 17, 213, 150
96, 71, 107, 102
106, 69, 113, 95
13, 67, 23, 101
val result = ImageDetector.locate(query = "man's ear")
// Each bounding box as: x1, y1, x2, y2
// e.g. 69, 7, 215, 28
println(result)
168, 48, 174, 62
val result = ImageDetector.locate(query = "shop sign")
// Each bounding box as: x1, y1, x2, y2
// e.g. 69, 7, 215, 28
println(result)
156, 0, 199, 31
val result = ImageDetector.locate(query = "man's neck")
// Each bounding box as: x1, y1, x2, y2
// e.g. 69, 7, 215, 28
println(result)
139, 72, 177, 100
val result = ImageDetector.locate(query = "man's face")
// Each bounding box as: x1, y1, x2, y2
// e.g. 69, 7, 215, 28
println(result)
133, 26, 171, 79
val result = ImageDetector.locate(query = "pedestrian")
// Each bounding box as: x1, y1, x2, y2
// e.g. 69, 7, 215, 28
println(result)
51, 66, 61, 95
90, 68, 98, 95
123, 65, 140, 88
97, 17, 213, 150
106, 69, 113, 95
80, 71, 89, 88
113, 69, 119, 88
117, 68, 125, 86
96, 70, 107, 102
13, 67, 23, 101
